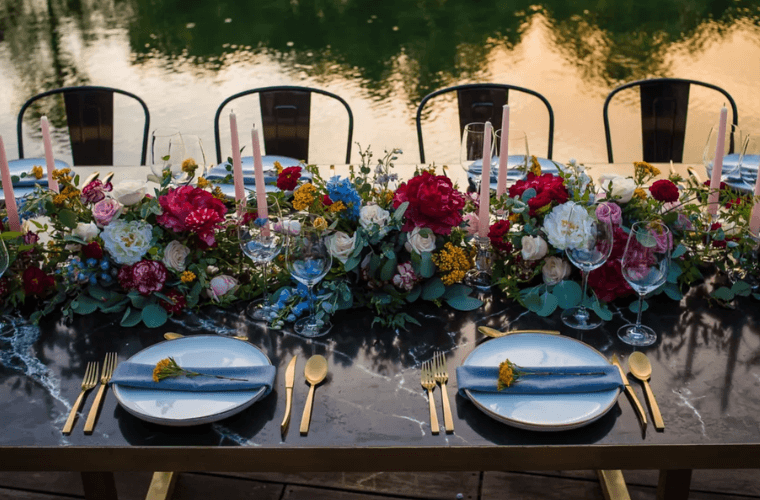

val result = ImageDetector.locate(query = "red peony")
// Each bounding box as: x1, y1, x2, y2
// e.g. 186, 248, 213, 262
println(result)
185, 208, 225, 246
392, 171, 465, 235
156, 186, 228, 245
118, 260, 169, 295
23, 266, 55, 296
322, 194, 333, 206
508, 173, 569, 217
649, 179, 679, 203
82, 241, 103, 260
587, 227, 633, 303
488, 220, 513, 253
276, 166, 302, 191
159, 289, 187, 314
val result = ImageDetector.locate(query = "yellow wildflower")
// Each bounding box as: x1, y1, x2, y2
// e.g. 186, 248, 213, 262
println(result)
508, 212, 521, 224
53, 194, 67, 206
31, 165, 44, 179
52, 168, 72, 183
274, 161, 283, 175
432, 242, 472, 286
633, 188, 648, 200
293, 183, 317, 211
327, 200, 346, 213
62, 185, 80, 199
313, 217, 328, 231
634, 161, 660, 178
498, 359, 517, 390
180, 271, 196, 283
152, 357, 248, 383
212, 187, 225, 200
529, 155, 542, 176
181, 158, 198, 174
152, 358, 173, 382
196, 177, 211, 189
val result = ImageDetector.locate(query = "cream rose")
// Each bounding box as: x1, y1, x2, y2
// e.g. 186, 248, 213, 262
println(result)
162, 240, 191, 272
73, 222, 99, 242
326, 231, 356, 264
521, 235, 548, 261
359, 204, 390, 230
21, 215, 53, 245
111, 180, 147, 206
598, 174, 636, 204
542, 256, 572, 285
543, 202, 594, 251
404, 226, 437, 254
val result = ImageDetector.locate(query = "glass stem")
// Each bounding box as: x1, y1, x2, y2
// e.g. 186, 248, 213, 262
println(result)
261, 262, 269, 304
635, 293, 644, 328
580, 270, 589, 311
307, 284, 316, 323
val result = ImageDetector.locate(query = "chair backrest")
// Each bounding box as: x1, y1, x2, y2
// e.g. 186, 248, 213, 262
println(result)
17, 86, 150, 166
603, 78, 739, 163
415, 83, 555, 163
213, 86, 354, 165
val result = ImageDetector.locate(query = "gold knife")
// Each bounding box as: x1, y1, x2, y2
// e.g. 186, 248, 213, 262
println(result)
478, 326, 560, 338
611, 354, 647, 429
280, 356, 297, 437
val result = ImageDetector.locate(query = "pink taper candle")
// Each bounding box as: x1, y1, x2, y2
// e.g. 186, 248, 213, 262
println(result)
229, 110, 245, 209
0, 136, 21, 232
40, 116, 59, 193
707, 106, 727, 216
750, 163, 760, 236
251, 125, 270, 237
496, 105, 510, 198
478, 121, 493, 238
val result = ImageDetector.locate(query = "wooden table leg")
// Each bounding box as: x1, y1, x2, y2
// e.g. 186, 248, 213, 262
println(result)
657, 469, 692, 500
145, 472, 178, 500
597, 470, 631, 500
81, 471, 118, 500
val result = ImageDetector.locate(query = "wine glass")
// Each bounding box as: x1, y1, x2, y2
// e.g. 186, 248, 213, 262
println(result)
493, 129, 530, 186
560, 203, 614, 330
149, 128, 184, 182
703, 123, 743, 183
180, 135, 208, 183
238, 195, 283, 322
461, 122, 496, 193
739, 133, 759, 188
0, 238, 14, 335
285, 213, 333, 337
618, 221, 671, 346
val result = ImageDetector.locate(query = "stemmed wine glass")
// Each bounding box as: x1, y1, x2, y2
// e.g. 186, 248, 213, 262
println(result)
560, 203, 614, 330
285, 213, 333, 337
461, 122, 496, 192
180, 135, 208, 183
493, 129, 529, 185
239, 195, 284, 322
149, 128, 184, 182
703, 123, 743, 183
0, 238, 14, 334
618, 221, 671, 346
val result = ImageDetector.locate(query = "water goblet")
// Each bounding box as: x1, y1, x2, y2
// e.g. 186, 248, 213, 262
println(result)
461, 122, 496, 193
149, 128, 184, 182
739, 134, 760, 188
493, 129, 530, 186
560, 203, 614, 330
285, 214, 333, 337
617, 221, 671, 346
703, 123, 743, 183
180, 134, 208, 183
239, 195, 283, 322
0, 238, 14, 335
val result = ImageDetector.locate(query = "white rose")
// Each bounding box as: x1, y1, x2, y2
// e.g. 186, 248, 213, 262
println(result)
520, 235, 548, 261
111, 180, 147, 206
73, 222, 99, 242
326, 231, 356, 264
162, 240, 191, 272
542, 256, 572, 285
101, 220, 153, 265
207, 275, 239, 302
404, 226, 437, 254
598, 174, 636, 203
359, 204, 390, 230
21, 215, 53, 245
543, 201, 594, 251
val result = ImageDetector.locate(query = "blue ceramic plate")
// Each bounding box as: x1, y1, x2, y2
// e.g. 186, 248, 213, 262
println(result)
467, 157, 563, 191
205, 155, 312, 198
461, 332, 619, 431
112, 335, 270, 426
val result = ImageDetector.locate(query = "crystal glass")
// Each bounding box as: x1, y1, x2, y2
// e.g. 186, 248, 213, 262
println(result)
461, 122, 496, 192
618, 221, 671, 346
739, 133, 760, 188
561, 203, 614, 330
239, 195, 283, 322
149, 128, 185, 182
0, 238, 13, 335
285, 213, 333, 337
703, 123, 743, 182
180, 134, 208, 183
493, 129, 530, 186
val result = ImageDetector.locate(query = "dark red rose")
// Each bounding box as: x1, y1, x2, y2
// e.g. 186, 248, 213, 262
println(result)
725, 197, 745, 209
706, 222, 738, 249
488, 220, 513, 252
276, 166, 302, 191
587, 227, 633, 303
23, 266, 54, 296
703, 180, 728, 191
392, 171, 465, 235
82, 241, 103, 260
649, 179, 679, 203
322, 194, 333, 206
185, 208, 225, 247
80, 179, 113, 204
508, 173, 569, 216
156, 185, 228, 235
159, 289, 187, 314
119, 260, 169, 295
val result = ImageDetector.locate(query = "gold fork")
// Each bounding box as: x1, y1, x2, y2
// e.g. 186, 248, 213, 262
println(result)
433, 352, 454, 434
83, 352, 118, 434
62, 362, 99, 434
420, 360, 439, 435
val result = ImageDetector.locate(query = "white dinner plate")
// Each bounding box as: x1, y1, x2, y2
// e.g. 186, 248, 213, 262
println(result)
461, 332, 620, 431
112, 335, 271, 426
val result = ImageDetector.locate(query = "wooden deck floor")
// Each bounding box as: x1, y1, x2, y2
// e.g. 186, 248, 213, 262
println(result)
1, 469, 759, 499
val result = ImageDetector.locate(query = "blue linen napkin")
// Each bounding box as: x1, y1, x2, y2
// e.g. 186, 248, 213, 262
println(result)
456, 364, 623, 398
110, 361, 276, 394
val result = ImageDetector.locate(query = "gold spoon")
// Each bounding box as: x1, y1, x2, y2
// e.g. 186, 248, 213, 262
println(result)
300, 355, 328, 435
478, 326, 560, 338
628, 352, 665, 431
164, 332, 248, 341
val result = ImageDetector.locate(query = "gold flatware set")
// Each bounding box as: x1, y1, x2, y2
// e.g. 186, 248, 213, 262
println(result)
421, 351, 454, 434
610, 352, 664, 432
62, 352, 118, 435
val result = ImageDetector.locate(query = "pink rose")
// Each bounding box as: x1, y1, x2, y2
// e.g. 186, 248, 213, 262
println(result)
462, 213, 480, 236
596, 202, 622, 226
92, 198, 123, 227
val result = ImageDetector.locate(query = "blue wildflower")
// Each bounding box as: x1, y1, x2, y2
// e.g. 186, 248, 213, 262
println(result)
326, 176, 361, 221
254, 217, 268, 227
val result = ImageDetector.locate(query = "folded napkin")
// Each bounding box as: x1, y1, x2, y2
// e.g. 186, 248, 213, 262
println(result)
110, 361, 276, 394
456, 364, 623, 398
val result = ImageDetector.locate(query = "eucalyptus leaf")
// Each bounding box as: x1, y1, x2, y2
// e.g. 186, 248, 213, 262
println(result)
667, 264, 683, 284
419, 251, 435, 278
521, 187, 537, 202
731, 280, 753, 297
445, 295, 483, 311
636, 230, 657, 248
671, 244, 687, 259
629, 299, 649, 313
662, 283, 683, 301
591, 299, 613, 321
379, 256, 398, 281
406, 286, 421, 303
711, 286, 735, 302
536, 292, 559, 317
72, 295, 98, 315
142, 304, 169, 328
553, 280, 582, 309
442, 284, 472, 299
421, 277, 445, 301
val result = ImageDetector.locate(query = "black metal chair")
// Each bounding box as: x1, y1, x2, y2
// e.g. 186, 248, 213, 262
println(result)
17, 86, 150, 166
415, 83, 555, 163
603, 78, 739, 163
213, 86, 354, 165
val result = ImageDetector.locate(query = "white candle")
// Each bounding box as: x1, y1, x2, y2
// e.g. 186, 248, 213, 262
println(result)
40, 116, 59, 193
251, 126, 270, 237
478, 121, 492, 238
0, 136, 21, 232
496, 105, 510, 198
707, 107, 727, 216
229, 111, 245, 209
750, 161, 760, 236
